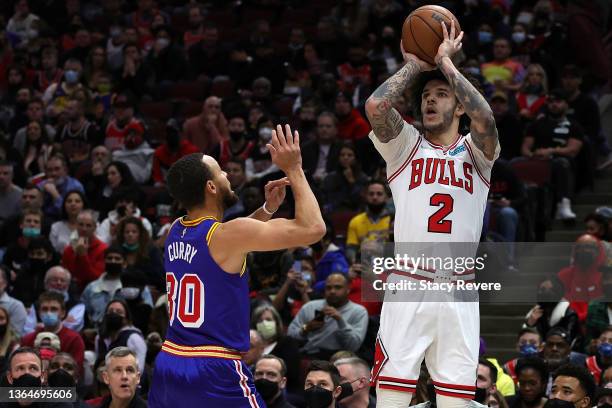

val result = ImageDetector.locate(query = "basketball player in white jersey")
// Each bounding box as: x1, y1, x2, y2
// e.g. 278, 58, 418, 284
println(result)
365, 21, 500, 408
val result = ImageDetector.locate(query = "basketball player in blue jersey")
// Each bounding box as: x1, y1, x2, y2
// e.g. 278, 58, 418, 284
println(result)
148, 124, 326, 407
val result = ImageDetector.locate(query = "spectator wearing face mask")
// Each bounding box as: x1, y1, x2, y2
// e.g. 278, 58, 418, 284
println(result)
96, 188, 152, 246
42, 58, 88, 118
11, 237, 55, 308
2, 208, 44, 277
111, 123, 154, 185
253, 355, 296, 408
504, 329, 544, 384
303, 360, 343, 408
5, 347, 45, 392
585, 327, 612, 384
516, 64, 548, 121
47, 352, 90, 405
506, 357, 549, 408
212, 113, 255, 169
252, 305, 301, 393
152, 119, 199, 187
334, 357, 375, 408
95, 300, 146, 373
117, 270, 152, 335
146, 25, 187, 84
246, 117, 281, 181
547, 364, 595, 408
20, 291, 85, 371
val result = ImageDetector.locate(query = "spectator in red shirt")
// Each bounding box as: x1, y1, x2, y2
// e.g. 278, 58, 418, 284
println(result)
20, 291, 85, 371
183, 96, 229, 154
62, 209, 108, 290
334, 91, 370, 141
152, 119, 199, 186
104, 92, 145, 151
183, 4, 206, 51
516, 64, 548, 121
337, 42, 371, 94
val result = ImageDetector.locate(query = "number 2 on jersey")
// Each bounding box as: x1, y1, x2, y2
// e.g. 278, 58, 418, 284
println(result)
427, 193, 454, 233
167, 272, 205, 328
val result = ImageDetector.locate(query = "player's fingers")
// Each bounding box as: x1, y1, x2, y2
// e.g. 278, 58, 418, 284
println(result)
275, 124, 286, 147
293, 129, 300, 146
456, 31, 464, 44
266, 144, 277, 156
450, 19, 455, 38
284, 124, 294, 146
271, 128, 280, 148
441, 21, 448, 40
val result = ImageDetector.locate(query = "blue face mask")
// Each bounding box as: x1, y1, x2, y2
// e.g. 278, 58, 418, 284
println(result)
41, 312, 60, 328
64, 69, 80, 84
465, 67, 481, 76
599, 342, 612, 358
519, 343, 539, 357
478, 31, 493, 44
22, 227, 41, 238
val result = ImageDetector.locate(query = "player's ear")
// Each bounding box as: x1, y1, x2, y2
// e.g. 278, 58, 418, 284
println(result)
206, 179, 217, 194
455, 101, 465, 117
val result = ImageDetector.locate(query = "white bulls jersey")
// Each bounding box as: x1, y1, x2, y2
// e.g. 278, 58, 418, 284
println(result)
370, 121, 500, 243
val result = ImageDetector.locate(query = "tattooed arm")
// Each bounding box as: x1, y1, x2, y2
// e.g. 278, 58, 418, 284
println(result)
365, 44, 434, 143
435, 20, 499, 160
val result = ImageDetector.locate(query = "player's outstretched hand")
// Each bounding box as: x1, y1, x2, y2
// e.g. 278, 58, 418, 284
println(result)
267, 124, 302, 174
264, 177, 290, 212
434, 19, 464, 66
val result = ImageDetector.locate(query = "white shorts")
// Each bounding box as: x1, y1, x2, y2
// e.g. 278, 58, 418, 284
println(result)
371, 296, 479, 399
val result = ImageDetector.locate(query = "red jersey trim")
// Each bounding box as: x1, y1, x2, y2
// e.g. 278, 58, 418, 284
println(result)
464, 140, 490, 188
388, 136, 422, 184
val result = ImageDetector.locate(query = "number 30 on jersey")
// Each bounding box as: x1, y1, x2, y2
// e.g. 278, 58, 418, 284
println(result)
166, 272, 205, 328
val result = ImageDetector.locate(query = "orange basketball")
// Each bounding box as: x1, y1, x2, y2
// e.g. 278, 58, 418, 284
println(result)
402, 5, 461, 66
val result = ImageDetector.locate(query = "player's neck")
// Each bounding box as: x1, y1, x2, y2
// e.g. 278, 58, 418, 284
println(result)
424, 129, 459, 147
185, 205, 223, 222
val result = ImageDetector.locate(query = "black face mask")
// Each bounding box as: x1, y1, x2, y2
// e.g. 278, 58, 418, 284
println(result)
0, 324, 6, 336
543, 399, 577, 408
338, 382, 354, 401
574, 251, 597, 269
48, 369, 75, 387
229, 131, 245, 142
474, 387, 488, 404
166, 131, 180, 150
104, 312, 124, 332
29, 258, 47, 273
304, 385, 334, 408
254, 378, 279, 401
13, 373, 42, 387
105, 262, 123, 276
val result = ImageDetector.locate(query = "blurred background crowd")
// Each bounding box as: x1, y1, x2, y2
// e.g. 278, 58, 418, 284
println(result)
0, 0, 611, 407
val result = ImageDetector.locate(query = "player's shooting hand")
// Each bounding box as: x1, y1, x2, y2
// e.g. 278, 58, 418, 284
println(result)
323, 306, 342, 321
434, 19, 464, 66
268, 124, 302, 173
264, 177, 290, 212
400, 40, 435, 72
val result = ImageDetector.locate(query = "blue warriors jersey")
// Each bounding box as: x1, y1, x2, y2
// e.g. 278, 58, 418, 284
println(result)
163, 216, 250, 352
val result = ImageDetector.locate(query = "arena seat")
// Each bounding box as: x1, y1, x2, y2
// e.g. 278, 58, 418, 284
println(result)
139, 102, 173, 122
210, 77, 235, 98
330, 211, 359, 237
165, 80, 210, 101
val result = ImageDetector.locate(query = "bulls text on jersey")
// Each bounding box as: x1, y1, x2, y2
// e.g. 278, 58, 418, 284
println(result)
408, 157, 474, 194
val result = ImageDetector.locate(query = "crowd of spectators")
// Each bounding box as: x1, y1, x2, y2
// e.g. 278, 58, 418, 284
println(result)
0, 0, 611, 407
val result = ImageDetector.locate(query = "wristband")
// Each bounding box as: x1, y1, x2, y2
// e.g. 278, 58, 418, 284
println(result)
262, 202, 276, 215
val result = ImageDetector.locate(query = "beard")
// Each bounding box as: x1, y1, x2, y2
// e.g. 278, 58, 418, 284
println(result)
220, 185, 239, 210
423, 108, 455, 135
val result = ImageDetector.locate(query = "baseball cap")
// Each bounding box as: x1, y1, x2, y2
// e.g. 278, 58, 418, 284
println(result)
545, 327, 570, 342
126, 121, 144, 135
491, 91, 508, 102
548, 88, 570, 101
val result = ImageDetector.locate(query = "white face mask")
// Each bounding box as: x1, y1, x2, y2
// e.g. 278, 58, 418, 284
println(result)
156, 38, 170, 50
259, 127, 273, 143
512, 32, 526, 44
256, 320, 277, 340
119, 287, 141, 300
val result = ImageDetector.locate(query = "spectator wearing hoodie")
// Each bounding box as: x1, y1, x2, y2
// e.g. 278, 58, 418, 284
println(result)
334, 91, 370, 142
152, 119, 199, 186
111, 122, 154, 184
311, 223, 349, 294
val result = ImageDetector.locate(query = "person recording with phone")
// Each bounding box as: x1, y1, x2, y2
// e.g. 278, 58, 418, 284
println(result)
273, 257, 316, 321
96, 187, 152, 245
288, 273, 368, 360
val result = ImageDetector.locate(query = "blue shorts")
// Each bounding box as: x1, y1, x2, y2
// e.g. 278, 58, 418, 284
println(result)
149, 350, 266, 407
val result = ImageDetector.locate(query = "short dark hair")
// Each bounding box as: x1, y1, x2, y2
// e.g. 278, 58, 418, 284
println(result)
478, 358, 498, 384
553, 364, 596, 403
61, 190, 88, 221
256, 355, 287, 377
517, 327, 541, 340
167, 153, 213, 210
104, 245, 125, 259
410, 69, 482, 133
27, 237, 53, 255
515, 356, 548, 384
226, 158, 246, 172
8, 347, 42, 372
38, 291, 66, 311
306, 360, 341, 387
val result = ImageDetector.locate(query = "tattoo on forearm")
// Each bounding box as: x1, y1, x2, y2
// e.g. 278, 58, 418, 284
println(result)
367, 60, 420, 142
440, 59, 498, 156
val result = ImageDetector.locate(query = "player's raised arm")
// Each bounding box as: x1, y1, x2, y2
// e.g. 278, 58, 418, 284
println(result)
365, 41, 434, 143
435, 20, 499, 161
214, 125, 326, 254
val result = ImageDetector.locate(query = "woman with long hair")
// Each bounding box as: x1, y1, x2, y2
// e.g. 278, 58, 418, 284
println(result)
95, 300, 146, 372
251, 304, 301, 392
21, 120, 53, 177
84, 46, 111, 90
322, 142, 369, 212
0, 306, 20, 372
516, 64, 548, 121
49, 190, 88, 254
87, 160, 138, 217
114, 217, 164, 291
